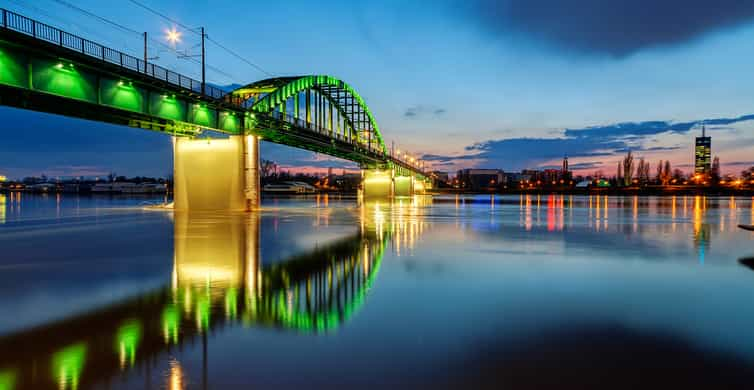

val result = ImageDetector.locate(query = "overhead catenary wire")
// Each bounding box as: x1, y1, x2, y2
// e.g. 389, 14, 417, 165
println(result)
204, 36, 273, 77
11, 0, 136, 50
126, 0, 198, 34
125, 0, 274, 77
51, 0, 142, 36
47, 0, 238, 82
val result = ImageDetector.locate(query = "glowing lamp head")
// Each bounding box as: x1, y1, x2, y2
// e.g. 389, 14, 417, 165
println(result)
166, 27, 182, 45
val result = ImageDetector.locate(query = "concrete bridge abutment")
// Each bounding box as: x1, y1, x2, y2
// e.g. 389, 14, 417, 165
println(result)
173, 135, 260, 211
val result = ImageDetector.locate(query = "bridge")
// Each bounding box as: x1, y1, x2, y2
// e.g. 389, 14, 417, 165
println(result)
0, 202, 431, 389
0, 9, 432, 210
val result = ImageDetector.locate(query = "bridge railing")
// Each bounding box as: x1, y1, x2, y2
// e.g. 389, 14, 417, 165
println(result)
267, 110, 426, 174
267, 110, 386, 156
0, 8, 228, 100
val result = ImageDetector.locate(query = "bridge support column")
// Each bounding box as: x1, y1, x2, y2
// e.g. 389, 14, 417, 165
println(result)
393, 175, 414, 197
362, 169, 393, 199
414, 178, 427, 194
244, 135, 261, 210
173, 135, 260, 211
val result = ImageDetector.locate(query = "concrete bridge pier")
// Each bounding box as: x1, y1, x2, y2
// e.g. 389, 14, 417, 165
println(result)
173, 135, 260, 211
393, 175, 414, 197
414, 178, 430, 194
363, 170, 429, 199
362, 169, 394, 199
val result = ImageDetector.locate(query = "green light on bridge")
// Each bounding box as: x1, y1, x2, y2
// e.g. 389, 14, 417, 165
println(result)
32, 59, 96, 103
101, 79, 143, 112
0, 369, 16, 390
116, 320, 142, 369
220, 111, 240, 133
0, 46, 27, 88
189, 103, 216, 128
151, 94, 185, 122
51, 343, 86, 390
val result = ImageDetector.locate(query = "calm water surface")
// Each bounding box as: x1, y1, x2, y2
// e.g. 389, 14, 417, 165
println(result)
1, 193, 754, 389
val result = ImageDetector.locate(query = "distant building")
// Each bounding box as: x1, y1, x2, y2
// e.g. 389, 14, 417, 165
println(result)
456, 169, 504, 191
504, 172, 523, 184
520, 169, 538, 183
431, 171, 449, 184
562, 156, 572, 181
518, 169, 564, 185
542, 169, 561, 184
694, 125, 711, 176
562, 156, 569, 173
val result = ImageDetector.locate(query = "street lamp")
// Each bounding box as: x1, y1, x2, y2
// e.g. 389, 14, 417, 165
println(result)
166, 27, 182, 46
166, 26, 207, 95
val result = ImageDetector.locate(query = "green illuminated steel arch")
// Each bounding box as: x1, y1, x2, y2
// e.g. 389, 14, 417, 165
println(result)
231, 76, 387, 155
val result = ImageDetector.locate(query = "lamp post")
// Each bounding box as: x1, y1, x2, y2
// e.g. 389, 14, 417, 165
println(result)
200, 27, 205, 95
167, 26, 206, 95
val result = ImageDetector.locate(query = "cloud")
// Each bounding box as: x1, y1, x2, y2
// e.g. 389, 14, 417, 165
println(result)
469, 0, 754, 57
540, 161, 603, 171
564, 114, 754, 139
404, 105, 447, 118
726, 161, 754, 167
423, 114, 754, 171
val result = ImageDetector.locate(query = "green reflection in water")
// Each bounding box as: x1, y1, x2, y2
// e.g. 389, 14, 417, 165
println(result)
0, 194, 6, 224
196, 295, 211, 332
162, 305, 180, 344
0, 203, 406, 389
51, 343, 86, 390
0, 369, 16, 390
115, 320, 141, 368
225, 287, 239, 320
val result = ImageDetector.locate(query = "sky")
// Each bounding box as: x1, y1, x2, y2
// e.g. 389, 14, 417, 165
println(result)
2, 0, 754, 179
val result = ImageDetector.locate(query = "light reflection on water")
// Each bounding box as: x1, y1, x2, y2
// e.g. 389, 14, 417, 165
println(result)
0, 194, 752, 388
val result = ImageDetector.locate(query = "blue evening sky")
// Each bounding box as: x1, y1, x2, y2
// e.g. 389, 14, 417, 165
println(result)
2, 0, 754, 178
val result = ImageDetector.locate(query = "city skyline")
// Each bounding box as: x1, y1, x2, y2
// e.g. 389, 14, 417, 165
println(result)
2, 0, 754, 177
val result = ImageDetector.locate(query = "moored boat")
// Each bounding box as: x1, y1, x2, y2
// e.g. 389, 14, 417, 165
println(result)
263, 182, 317, 194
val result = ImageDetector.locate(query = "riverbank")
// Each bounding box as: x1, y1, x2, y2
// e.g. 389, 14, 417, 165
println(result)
430, 186, 754, 196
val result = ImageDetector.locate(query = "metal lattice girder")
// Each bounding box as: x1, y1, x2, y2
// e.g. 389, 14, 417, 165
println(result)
230, 76, 387, 156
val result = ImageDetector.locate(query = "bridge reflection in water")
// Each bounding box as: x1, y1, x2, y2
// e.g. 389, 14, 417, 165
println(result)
0, 200, 427, 389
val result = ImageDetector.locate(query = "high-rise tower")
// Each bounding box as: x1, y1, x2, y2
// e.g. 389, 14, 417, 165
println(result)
562, 155, 569, 174
694, 125, 711, 176
561, 155, 570, 181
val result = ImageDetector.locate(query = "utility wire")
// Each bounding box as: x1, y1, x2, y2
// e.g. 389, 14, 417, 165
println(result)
12, 0, 134, 49
205, 36, 274, 77
51, 0, 142, 36
126, 0, 198, 34
125, 0, 273, 77
47, 0, 237, 82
